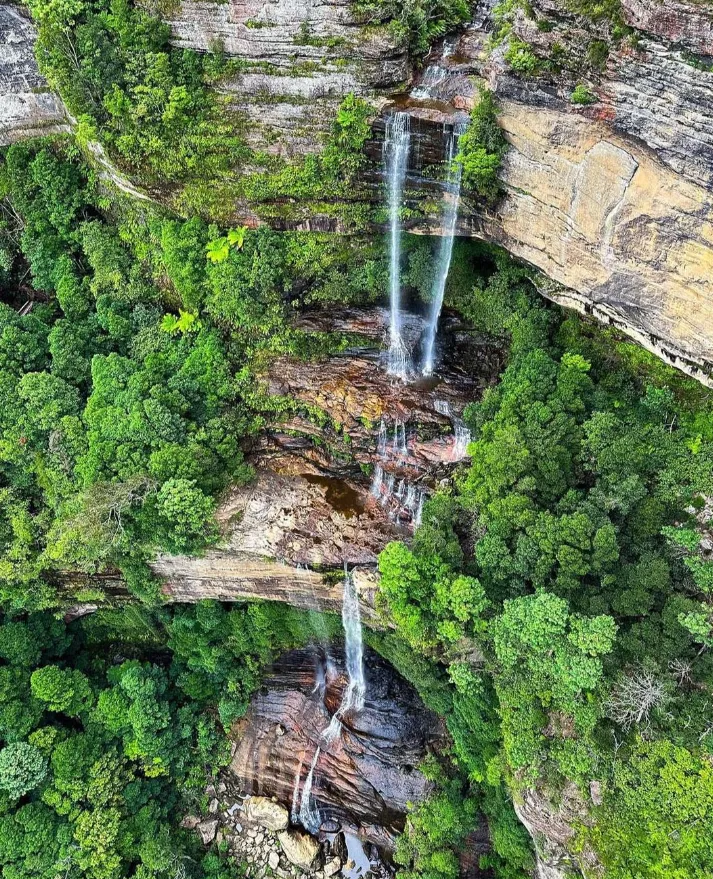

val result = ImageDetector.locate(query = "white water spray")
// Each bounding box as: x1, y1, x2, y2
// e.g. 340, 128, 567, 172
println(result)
421, 122, 466, 377
290, 757, 304, 824
383, 112, 412, 379
377, 418, 387, 456
323, 567, 365, 743
298, 746, 322, 833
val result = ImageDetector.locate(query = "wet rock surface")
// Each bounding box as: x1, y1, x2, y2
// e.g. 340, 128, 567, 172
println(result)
154, 306, 497, 606
230, 646, 447, 847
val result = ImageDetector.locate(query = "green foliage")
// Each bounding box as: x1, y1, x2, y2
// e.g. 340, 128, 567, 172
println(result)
379, 248, 713, 873
455, 89, 507, 202
504, 39, 542, 76
0, 741, 48, 798
590, 738, 713, 878
30, 665, 94, 715
571, 84, 597, 104
240, 95, 373, 221
395, 772, 480, 879
29, 0, 246, 185
0, 606, 255, 879
352, 0, 470, 57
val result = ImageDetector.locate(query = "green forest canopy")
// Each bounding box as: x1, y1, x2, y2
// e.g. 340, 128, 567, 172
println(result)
1, 7, 713, 872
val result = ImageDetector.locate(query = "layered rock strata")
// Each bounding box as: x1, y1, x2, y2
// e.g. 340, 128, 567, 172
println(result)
229, 646, 447, 848
0, 6, 67, 143
165, 0, 408, 155
153, 308, 496, 608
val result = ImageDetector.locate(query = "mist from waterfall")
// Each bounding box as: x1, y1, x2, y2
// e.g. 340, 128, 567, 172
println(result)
323, 566, 365, 743
421, 122, 466, 377
383, 112, 412, 380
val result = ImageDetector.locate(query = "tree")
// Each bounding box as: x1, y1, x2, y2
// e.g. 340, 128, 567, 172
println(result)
455, 89, 507, 201
154, 478, 216, 552
605, 670, 670, 730
30, 666, 94, 716
0, 742, 48, 798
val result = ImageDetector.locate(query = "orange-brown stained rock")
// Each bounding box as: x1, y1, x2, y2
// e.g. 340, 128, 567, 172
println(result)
229, 647, 447, 850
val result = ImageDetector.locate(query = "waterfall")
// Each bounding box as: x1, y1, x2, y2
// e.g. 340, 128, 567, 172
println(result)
377, 418, 387, 456
298, 746, 322, 833
414, 493, 424, 527
435, 399, 472, 461
323, 566, 365, 743
291, 756, 304, 824
452, 421, 472, 460
392, 419, 408, 457
370, 463, 384, 498
412, 64, 448, 100
383, 112, 412, 380
369, 419, 425, 528
421, 122, 466, 377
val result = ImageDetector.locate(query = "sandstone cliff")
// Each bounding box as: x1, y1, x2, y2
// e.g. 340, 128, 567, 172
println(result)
3, 0, 713, 384
0, 6, 67, 143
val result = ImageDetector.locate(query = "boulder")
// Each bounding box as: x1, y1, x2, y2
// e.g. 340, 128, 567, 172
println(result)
324, 856, 342, 877
198, 819, 219, 845
245, 796, 290, 832
269, 852, 281, 870
277, 830, 321, 871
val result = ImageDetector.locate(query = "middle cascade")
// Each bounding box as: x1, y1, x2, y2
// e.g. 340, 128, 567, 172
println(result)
383, 111, 412, 380
421, 121, 466, 377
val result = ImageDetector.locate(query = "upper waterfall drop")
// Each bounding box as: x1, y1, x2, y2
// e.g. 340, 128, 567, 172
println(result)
421, 121, 466, 377
383, 111, 412, 380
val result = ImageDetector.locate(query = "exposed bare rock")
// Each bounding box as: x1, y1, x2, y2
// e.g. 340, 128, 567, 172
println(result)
603, 40, 713, 190
620, 0, 713, 56
230, 647, 446, 849
152, 468, 393, 611
466, 96, 713, 385
165, 0, 408, 155
0, 6, 68, 144
513, 785, 599, 879
277, 829, 321, 870
245, 796, 290, 831
198, 818, 220, 845
378, 20, 713, 385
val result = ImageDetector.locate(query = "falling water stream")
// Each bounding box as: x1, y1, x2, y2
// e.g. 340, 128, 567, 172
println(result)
383, 112, 412, 379
322, 566, 365, 743
295, 109, 467, 843
421, 122, 466, 377
297, 567, 366, 830
298, 746, 322, 833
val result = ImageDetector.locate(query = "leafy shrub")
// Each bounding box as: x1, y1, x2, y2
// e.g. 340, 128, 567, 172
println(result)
0, 742, 48, 798
571, 84, 597, 104
504, 38, 542, 76
455, 89, 508, 202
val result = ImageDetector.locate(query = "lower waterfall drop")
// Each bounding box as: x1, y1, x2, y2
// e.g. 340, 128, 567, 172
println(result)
323, 566, 365, 743
298, 746, 322, 833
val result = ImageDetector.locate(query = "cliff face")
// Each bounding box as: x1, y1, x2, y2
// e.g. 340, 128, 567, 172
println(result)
0, 6, 67, 143
397, 16, 713, 385
3, 0, 713, 383
230, 646, 447, 848
165, 0, 408, 156
158, 0, 713, 382
154, 307, 498, 614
